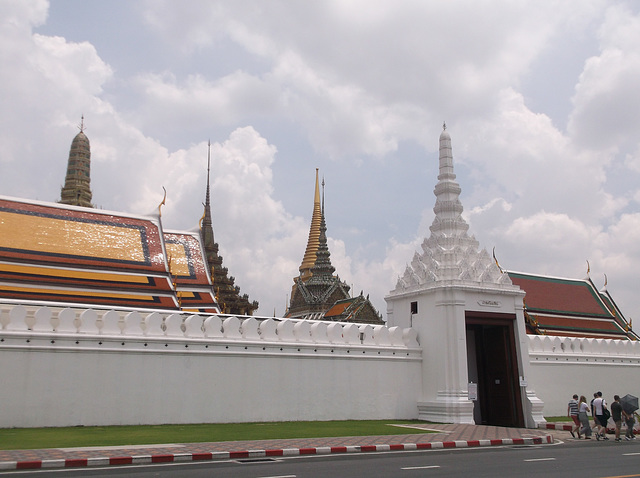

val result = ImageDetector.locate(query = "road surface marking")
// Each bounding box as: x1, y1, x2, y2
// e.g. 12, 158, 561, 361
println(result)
402, 465, 441, 470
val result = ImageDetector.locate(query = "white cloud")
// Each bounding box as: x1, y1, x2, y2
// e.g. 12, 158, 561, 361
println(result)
134, 71, 279, 131
137, 1, 601, 158
568, 4, 640, 151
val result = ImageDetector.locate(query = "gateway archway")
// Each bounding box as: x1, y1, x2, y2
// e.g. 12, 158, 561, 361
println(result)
466, 313, 524, 427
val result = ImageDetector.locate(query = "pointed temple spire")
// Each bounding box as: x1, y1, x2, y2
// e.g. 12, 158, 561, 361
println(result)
60, 116, 93, 208
298, 168, 323, 281
307, 177, 336, 283
285, 169, 382, 324
430, 124, 471, 244
393, 125, 509, 289
201, 141, 215, 250
199, 141, 258, 315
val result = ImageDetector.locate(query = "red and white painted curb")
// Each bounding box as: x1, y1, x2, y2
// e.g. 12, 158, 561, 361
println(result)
543, 423, 574, 431
543, 422, 640, 434
0, 436, 553, 471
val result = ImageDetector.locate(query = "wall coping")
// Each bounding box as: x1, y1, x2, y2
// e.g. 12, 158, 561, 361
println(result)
528, 334, 640, 364
0, 303, 420, 358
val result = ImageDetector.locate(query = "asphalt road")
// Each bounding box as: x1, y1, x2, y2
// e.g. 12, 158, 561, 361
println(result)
3, 438, 639, 477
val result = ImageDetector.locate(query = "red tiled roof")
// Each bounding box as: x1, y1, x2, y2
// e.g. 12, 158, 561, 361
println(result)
509, 271, 635, 340
509, 273, 610, 317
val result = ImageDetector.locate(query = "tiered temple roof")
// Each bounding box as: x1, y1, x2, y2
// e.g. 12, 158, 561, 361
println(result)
324, 293, 383, 324
164, 231, 220, 313
0, 126, 223, 313
0, 196, 219, 311
508, 271, 637, 340
286, 170, 383, 324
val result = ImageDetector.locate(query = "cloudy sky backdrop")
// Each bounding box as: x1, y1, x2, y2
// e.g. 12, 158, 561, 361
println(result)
1, 0, 639, 321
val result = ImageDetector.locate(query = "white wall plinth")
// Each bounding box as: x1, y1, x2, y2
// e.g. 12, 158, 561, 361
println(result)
525, 390, 546, 428
417, 392, 475, 424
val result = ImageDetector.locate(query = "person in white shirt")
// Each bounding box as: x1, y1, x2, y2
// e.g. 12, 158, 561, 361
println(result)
592, 391, 609, 440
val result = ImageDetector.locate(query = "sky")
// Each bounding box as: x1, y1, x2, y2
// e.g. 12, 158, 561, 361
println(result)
1, 0, 639, 321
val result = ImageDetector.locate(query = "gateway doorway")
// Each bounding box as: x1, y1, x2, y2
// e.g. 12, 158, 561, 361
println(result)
466, 313, 524, 427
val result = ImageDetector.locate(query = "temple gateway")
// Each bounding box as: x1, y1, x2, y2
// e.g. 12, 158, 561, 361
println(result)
386, 125, 635, 427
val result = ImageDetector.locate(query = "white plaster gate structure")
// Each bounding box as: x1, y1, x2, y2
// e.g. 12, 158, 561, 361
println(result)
386, 125, 545, 428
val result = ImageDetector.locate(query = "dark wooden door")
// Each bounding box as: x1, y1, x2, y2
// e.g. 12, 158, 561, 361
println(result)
467, 315, 524, 428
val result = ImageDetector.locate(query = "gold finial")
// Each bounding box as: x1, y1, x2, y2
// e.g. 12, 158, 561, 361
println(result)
199, 203, 206, 229
158, 186, 167, 216
586, 260, 590, 276
604, 273, 608, 288
492, 247, 504, 273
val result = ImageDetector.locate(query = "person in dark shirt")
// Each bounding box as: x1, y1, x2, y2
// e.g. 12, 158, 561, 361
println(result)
611, 395, 623, 442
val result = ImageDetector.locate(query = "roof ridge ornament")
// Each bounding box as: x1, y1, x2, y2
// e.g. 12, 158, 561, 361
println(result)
492, 247, 504, 274
158, 186, 167, 217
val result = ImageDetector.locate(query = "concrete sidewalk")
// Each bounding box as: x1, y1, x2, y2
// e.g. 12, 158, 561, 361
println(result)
0, 423, 554, 471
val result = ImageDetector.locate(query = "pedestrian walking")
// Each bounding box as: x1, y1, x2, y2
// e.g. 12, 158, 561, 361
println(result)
624, 411, 636, 440
593, 391, 609, 440
567, 394, 581, 438
611, 395, 623, 442
578, 396, 592, 439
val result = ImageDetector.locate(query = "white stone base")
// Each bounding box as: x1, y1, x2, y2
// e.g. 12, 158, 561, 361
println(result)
417, 391, 475, 424
525, 389, 546, 428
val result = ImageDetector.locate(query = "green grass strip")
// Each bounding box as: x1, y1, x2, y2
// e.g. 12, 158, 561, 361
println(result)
543, 416, 573, 423
0, 420, 435, 451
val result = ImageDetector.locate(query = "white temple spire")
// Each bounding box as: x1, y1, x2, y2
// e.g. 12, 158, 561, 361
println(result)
391, 126, 511, 289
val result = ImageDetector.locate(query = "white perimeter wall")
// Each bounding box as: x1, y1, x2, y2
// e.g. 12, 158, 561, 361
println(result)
527, 335, 640, 416
4, 303, 640, 428
0, 305, 422, 428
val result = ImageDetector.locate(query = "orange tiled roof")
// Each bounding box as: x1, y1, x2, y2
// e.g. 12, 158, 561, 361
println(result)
324, 298, 354, 318
0, 195, 216, 311
164, 231, 218, 313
